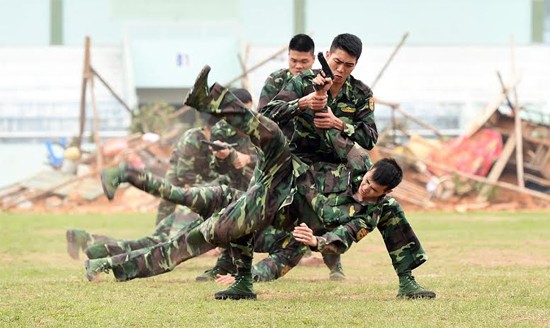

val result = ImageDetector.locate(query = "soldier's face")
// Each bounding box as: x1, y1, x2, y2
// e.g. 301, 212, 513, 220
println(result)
288, 50, 315, 76
326, 49, 357, 84
357, 169, 390, 201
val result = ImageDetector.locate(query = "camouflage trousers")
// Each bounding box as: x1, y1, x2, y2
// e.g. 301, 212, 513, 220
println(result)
250, 226, 307, 281
377, 211, 427, 274
106, 90, 297, 280
105, 84, 424, 281
244, 227, 341, 281
85, 207, 200, 259
288, 187, 427, 275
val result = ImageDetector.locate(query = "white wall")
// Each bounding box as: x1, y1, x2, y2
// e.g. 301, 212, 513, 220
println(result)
0, 0, 539, 47
244, 44, 550, 132
306, 0, 533, 45
0, 0, 50, 45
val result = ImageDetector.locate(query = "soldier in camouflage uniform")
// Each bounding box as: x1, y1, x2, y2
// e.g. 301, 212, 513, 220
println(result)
256, 33, 376, 281
67, 207, 201, 260
66, 90, 255, 260
65, 114, 220, 260
257, 33, 315, 109
207, 89, 257, 193
175, 88, 311, 283
261, 33, 377, 165
74, 88, 313, 284
193, 89, 309, 282
154, 88, 258, 225
89, 66, 435, 300
202, 34, 346, 282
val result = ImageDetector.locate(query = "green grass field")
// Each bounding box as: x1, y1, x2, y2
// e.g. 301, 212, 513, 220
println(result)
1, 211, 549, 327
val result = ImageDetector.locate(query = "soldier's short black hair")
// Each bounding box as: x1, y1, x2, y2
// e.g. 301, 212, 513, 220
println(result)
330, 33, 362, 59
289, 34, 315, 54
229, 88, 252, 104
371, 158, 403, 190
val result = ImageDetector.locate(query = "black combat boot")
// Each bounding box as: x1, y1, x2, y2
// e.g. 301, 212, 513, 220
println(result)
183, 65, 212, 109
100, 164, 128, 201
85, 258, 112, 282
214, 256, 256, 300
66, 229, 91, 260
397, 271, 436, 299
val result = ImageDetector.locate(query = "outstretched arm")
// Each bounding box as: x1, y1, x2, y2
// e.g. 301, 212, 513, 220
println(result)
292, 218, 372, 255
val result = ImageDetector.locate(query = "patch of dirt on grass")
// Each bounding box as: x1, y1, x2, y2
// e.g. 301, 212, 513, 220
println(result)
463, 246, 550, 266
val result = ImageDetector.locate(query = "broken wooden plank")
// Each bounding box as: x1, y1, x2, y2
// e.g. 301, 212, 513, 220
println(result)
524, 174, 550, 187
392, 179, 434, 208
378, 146, 550, 203
56, 176, 104, 201
3, 171, 96, 210
466, 76, 519, 137
476, 136, 516, 202
514, 107, 525, 188
19, 170, 75, 192
0, 183, 25, 199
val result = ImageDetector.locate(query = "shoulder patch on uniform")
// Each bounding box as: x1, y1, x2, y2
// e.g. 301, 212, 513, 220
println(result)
341, 107, 356, 113
281, 265, 292, 277
368, 98, 375, 111
356, 228, 368, 241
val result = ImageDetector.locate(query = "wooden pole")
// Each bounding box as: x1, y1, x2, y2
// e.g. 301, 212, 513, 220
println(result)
496, 71, 515, 110
224, 44, 288, 86
91, 67, 132, 114
509, 35, 525, 188
168, 105, 192, 120
371, 32, 409, 89
236, 43, 251, 91
77, 36, 91, 148
514, 107, 525, 188
89, 69, 104, 172
466, 75, 519, 137
392, 105, 444, 138
510, 35, 519, 107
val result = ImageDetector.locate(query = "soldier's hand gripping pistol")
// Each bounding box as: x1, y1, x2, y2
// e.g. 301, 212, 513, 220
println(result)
314, 52, 334, 116
201, 140, 238, 151
316, 51, 335, 81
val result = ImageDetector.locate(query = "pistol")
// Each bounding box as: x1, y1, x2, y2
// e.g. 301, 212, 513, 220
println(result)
314, 52, 333, 114
317, 52, 334, 80
201, 140, 238, 151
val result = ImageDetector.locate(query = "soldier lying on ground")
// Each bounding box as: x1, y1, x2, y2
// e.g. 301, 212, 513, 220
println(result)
66, 89, 338, 283
65, 89, 254, 260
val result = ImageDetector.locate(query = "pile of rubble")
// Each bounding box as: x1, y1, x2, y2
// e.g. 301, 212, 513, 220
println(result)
1, 90, 549, 213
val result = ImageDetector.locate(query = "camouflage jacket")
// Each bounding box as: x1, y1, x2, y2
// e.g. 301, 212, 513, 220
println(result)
296, 173, 406, 255
169, 127, 221, 186
257, 68, 294, 110
183, 159, 402, 258
261, 69, 377, 164
210, 120, 257, 191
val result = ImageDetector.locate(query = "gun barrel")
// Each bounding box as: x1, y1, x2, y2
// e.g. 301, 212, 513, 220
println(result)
201, 140, 238, 151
